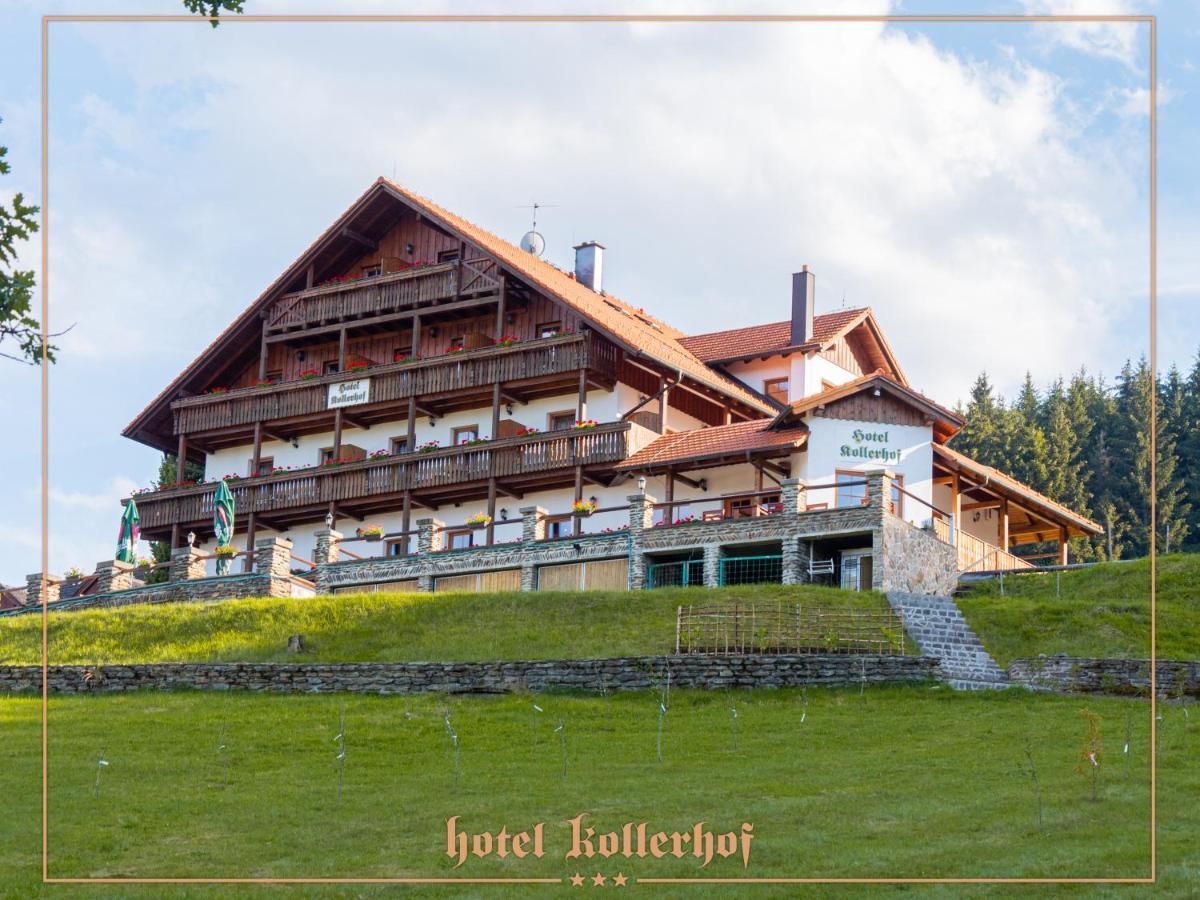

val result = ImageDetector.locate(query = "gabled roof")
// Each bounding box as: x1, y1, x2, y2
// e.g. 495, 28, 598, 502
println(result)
679, 308, 865, 362
617, 419, 808, 472
772, 372, 963, 443
934, 444, 1103, 537
678, 307, 907, 385
124, 178, 777, 449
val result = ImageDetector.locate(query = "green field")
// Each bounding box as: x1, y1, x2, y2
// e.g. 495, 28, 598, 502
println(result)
956, 555, 1199, 665
2, 685, 1195, 897
0, 583, 895, 666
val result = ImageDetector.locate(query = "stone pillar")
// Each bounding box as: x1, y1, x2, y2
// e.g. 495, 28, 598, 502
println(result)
782, 536, 803, 585
627, 492, 658, 590
415, 518, 444, 592
25, 573, 63, 606
780, 478, 806, 516
702, 544, 723, 588
94, 559, 135, 594
313, 528, 342, 566
255, 536, 294, 579
866, 469, 894, 515
169, 547, 206, 583
416, 518, 445, 555
520, 506, 547, 543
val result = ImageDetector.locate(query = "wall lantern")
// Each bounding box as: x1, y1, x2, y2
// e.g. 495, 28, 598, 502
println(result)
186, 531, 196, 547
405, 242, 415, 254
589, 496, 598, 506
428, 416, 436, 427
500, 508, 509, 521
637, 476, 647, 492
505, 403, 514, 415
873, 387, 882, 397
324, 512, 334, 528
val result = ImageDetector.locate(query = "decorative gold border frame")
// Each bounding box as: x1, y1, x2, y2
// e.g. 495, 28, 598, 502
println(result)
39, 10, 1152, 892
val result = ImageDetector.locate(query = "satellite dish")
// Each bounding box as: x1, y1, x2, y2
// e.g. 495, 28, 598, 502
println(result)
520, 230, 546, 257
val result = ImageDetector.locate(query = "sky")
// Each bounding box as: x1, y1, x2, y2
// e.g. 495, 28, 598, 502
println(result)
0, 0, 1196, 585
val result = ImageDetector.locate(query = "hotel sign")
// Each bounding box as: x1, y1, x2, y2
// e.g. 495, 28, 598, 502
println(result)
328, 378, 371, 409
839, 428, 901, 464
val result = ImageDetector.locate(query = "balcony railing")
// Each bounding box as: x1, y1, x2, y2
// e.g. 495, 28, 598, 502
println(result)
172, 332, 618, 435
129, 421, 632, 530
263, 261, 493, 335
932, 519, 1034, 572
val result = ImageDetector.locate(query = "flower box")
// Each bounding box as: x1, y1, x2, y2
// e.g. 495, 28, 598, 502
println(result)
213, 544, 239, 559
356, 524, 385, 541
572, 500, 598, 517
573, 419, 599, 430
205, 387, 230, 395
299, 369, 320, 381
465, 513, 492, 528
496, 335, 520, 347
417, 441, 441, 454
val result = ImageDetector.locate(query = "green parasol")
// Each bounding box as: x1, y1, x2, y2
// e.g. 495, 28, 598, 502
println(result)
213, 479, 236, 575
115, 499, 140, 564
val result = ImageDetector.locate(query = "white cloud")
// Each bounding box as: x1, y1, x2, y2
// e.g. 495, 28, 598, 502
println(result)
1021, 0, 1146, 71
49, 477, 139, 513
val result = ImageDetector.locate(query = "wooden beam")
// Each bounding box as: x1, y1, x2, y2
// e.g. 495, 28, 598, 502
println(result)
338, 328, 348, 369
659, 377, 670, 435
176, 432, 188, 476
332, 409, 344, 457
305, 264, 314, 289
243, 512, 257, 573
406, 396, 417, 450
400, 490, 412, 556
1000, 498, 1009, 549
261, 426, 294, 445
491, 382, 502, 440
339, 411, 370, 431
341, 226, 377, 251
250, 422, 263, 476
961, 500, 1002, 511
486, 477, 497, 546
577, 369, 588, 422
494, 271, 505, 337
263, 295, 496, 344
573, 466, 584, 536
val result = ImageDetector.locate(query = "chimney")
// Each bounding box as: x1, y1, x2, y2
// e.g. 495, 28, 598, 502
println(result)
790, 264, 815, 346
573, 241, 605, 293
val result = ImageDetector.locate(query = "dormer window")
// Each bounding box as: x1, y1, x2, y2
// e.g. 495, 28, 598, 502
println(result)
362, 263, 382, 278
764, 377, 790, 404
437, 249, 460, 263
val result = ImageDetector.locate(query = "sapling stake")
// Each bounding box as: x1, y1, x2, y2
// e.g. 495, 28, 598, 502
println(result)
93, 749, 108, 799
1022, 737, 1044, 830
555, 719, 568, 779
800, 686, 808, 724
444, 710, 460, 785
334, 703, 346, 805
217, 722, 230, 787
1075, 708, 1103, 802
656, 700, 668, 763
730, 705, 738, 752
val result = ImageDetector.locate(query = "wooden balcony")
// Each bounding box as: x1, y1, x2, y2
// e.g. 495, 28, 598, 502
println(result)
263, 260, 498, 335
172, 332, 619, 443
932, 519, 1034, 572
130, 421, 633, 537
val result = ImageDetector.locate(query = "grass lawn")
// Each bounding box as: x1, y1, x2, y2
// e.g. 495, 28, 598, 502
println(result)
0, 583, 897, 666
956, 554, 1200, 666
0, 685, 1195, 897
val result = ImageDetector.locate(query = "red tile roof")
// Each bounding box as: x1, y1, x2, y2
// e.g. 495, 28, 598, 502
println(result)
934, 444, 1103, 536
678, 308, 869, 363
618, 419, 808, 471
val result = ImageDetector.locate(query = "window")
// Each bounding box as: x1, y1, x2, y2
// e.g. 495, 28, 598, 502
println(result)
724, 493, 780, 518
389, 436, 410, 455
323, 360, 340, 375
249, 456, 274, 477
548, 411, 576, 431
537, 320, 562, 339
452, 425, 480, 446
446, 529, 474, 550
264, 370, 282, 384
437, 249, 460, 263
319, 447, 335, 465
764, 377, 790, 404
388, 537, 411, 557
840, 554, 873, 592
447, 336, 465, 352
836, 470, 869, 508
362, 263, 382, 278
890, 475, 904, 517
545, 516, 571, 539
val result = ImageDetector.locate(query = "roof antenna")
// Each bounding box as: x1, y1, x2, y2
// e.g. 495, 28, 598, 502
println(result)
841, 289, 846, 309
517, 201, 557, 258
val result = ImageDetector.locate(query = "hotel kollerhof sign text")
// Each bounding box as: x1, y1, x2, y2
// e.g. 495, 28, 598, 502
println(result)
839, 427, 901, 465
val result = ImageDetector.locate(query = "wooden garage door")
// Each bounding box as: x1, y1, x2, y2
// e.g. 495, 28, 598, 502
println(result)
536, 559, 628, 591
433, 569, 521, 593
331, 579, 420, 595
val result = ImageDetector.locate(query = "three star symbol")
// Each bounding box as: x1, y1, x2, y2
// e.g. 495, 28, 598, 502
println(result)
568, 871, 628, 887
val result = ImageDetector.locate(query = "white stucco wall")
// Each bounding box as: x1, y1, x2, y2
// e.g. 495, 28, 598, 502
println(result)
725, 351, 858, 405
797, 415, 934, 527
931, 482, 1001, 544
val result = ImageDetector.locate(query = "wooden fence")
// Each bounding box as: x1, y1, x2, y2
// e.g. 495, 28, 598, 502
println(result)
676, 602, 909, 656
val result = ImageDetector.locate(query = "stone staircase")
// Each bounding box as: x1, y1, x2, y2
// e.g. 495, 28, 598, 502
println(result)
886, 591, 1010, 690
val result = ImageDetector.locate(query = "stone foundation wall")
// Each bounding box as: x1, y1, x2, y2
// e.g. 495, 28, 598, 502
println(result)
7, 573, 298, 617
878, 516, 960, 596
1008, 657, 1200, 698
0, 655, 939, 695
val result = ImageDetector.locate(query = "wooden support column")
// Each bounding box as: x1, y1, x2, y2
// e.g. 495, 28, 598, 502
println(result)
408, 393, 417, 451
1000, 498, 1010, 549
754, 463, 765, 516
658, 377, 670, 434
577, 369, 588, 422
722, 404, 732, 426
401, 490, 413, 557
664, 467, 675, 507
243, 512, 257, 573
573, 466, 584, 536
454, 239, 465, 303
494, 274, 506, 338
486, 477, 497, 546
1058, 525, 1069, 566
257, 328, 269, 381
175, 432, 189, 502
170, 523, 181, 550
411, 312, 421, 357
337, 328, 348, 370
951, 472, 961, 544
333, 409, 344, 457
250, 421, 263, 476
305, 264, 314, 289
491, 382, 502, 440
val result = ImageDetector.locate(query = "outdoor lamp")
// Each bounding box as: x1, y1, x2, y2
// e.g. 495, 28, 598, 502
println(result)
505, 403, 514, 415
589, 496, 598, 505
186, 531, 196, 547
637, 476, 646, 492
500, 509, 509, 520
325, 512, 334, 528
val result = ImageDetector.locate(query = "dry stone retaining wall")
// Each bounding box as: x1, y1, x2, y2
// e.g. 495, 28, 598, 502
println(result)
0, 655, 938, 695
1008, 657, 1200, 698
